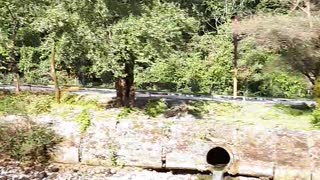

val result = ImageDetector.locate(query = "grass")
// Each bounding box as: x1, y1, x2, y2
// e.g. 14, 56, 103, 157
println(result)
0, 92, 54, 116
208, 102, 315, 131
0, 92, 104, 133
0, 91, 317, 131
75, 109, 91, 134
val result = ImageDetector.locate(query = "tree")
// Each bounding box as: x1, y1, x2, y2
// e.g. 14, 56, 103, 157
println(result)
93, 2, 198, 107
0, 0, 46, 92
290, 0, 317, 28
240, 15, 320, 86
33, 2, 83, 103
50, 42, 60, 103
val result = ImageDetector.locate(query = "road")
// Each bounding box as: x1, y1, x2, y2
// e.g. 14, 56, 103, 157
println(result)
0, 84, 315, 106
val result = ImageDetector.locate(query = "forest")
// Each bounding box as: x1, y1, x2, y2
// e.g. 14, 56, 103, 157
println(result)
0, 0, 320, 106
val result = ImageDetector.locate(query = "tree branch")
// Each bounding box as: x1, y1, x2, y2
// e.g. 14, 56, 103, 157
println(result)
4, 3, 16, 22
290, 0, 302, 12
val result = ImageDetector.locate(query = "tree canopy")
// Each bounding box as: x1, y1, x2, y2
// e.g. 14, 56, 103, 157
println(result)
0, 0, 319, 105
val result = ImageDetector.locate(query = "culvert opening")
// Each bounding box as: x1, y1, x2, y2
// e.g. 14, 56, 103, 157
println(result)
206, 147, 231, 168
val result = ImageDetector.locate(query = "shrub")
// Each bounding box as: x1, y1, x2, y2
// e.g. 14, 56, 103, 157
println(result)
60, 93, 78, 104
117, 107, 134, 119
60, 93, 101, 110
274, 104, 312, 116
145, 99, 168, 117
0, 93, 27, 115
28, 95, 54, 115
187, 101, 209, 118
75, 109, 91, 133
0, 92, 54, 116
0, 121, 61, 163
312, 109, 320, 128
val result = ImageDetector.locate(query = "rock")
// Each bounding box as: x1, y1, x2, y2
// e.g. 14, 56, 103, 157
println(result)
18, 176, 30, 180
0, 176, 8, 180
110, 169, 117, 174
34, 165, 45, 172
22, 162, 34, 168
48, 173, 58, 179
48, 165, 59, 172
36, 172, 48, 179
23, 168, 32, 175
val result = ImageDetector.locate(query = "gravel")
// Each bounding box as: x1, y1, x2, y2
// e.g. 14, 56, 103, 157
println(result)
0, 161, 206, 180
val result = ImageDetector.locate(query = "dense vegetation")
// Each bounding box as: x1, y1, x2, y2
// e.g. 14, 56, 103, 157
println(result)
0, 0, 319, 106
0, 119, 61, 163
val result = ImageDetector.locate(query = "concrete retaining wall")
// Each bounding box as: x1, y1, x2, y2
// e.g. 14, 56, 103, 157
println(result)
1, 115, 319, 179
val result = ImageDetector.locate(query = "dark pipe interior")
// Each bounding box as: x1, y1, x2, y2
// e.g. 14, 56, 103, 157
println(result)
206, 147, 231, 167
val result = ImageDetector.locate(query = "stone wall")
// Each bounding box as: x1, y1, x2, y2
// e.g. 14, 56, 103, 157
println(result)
2, 115, 320, 179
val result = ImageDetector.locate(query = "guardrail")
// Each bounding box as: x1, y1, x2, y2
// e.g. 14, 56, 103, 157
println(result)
0, 84, 315, 106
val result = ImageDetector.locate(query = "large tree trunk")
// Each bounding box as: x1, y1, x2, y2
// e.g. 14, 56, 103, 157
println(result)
124, 61, 135, 107
115, 61, 135, 107
50, 42, 61, 104
115, 78, 126, 107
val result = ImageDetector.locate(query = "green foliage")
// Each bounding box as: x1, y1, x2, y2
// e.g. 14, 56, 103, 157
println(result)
258, 72, 308, 98
241, 15, 320, 86
237, 38, 309, 98
0, 73, 13, 84
75, 109, 91, 133
0, 0, 316, 99
60, 93, 101, 109
145, 99, 168, 117
0, 92, 54, 116
207, 102, 242, 116
187, 101, 209, 118
117, 107, 134, 119
312, 109, 320, 128
257, 0, 291, 14
314, 79, 320, 105
0, 93, 27, 115
137, 29, 234, 95
28, 95, 54, 115
61, 93, 78, 104
0, 122, 61, 163
274, 104, 312, 116
108, 144, 119, 167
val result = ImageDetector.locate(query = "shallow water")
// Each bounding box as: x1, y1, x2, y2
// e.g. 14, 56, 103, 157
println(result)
212, 170, 224, 180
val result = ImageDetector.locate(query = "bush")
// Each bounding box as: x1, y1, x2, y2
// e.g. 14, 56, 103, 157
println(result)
145, 99, 168, 117
0, 92, 54, 116
75, 109, 91, 134
0, 121, 61, 163
312, 109, 320, 128
60, 93, 78, 104
274, 104, 312, 116
187, 101, 209, 118
28, 95, 54, 115
117, 107, 134, 119
60, 93, 101, 110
